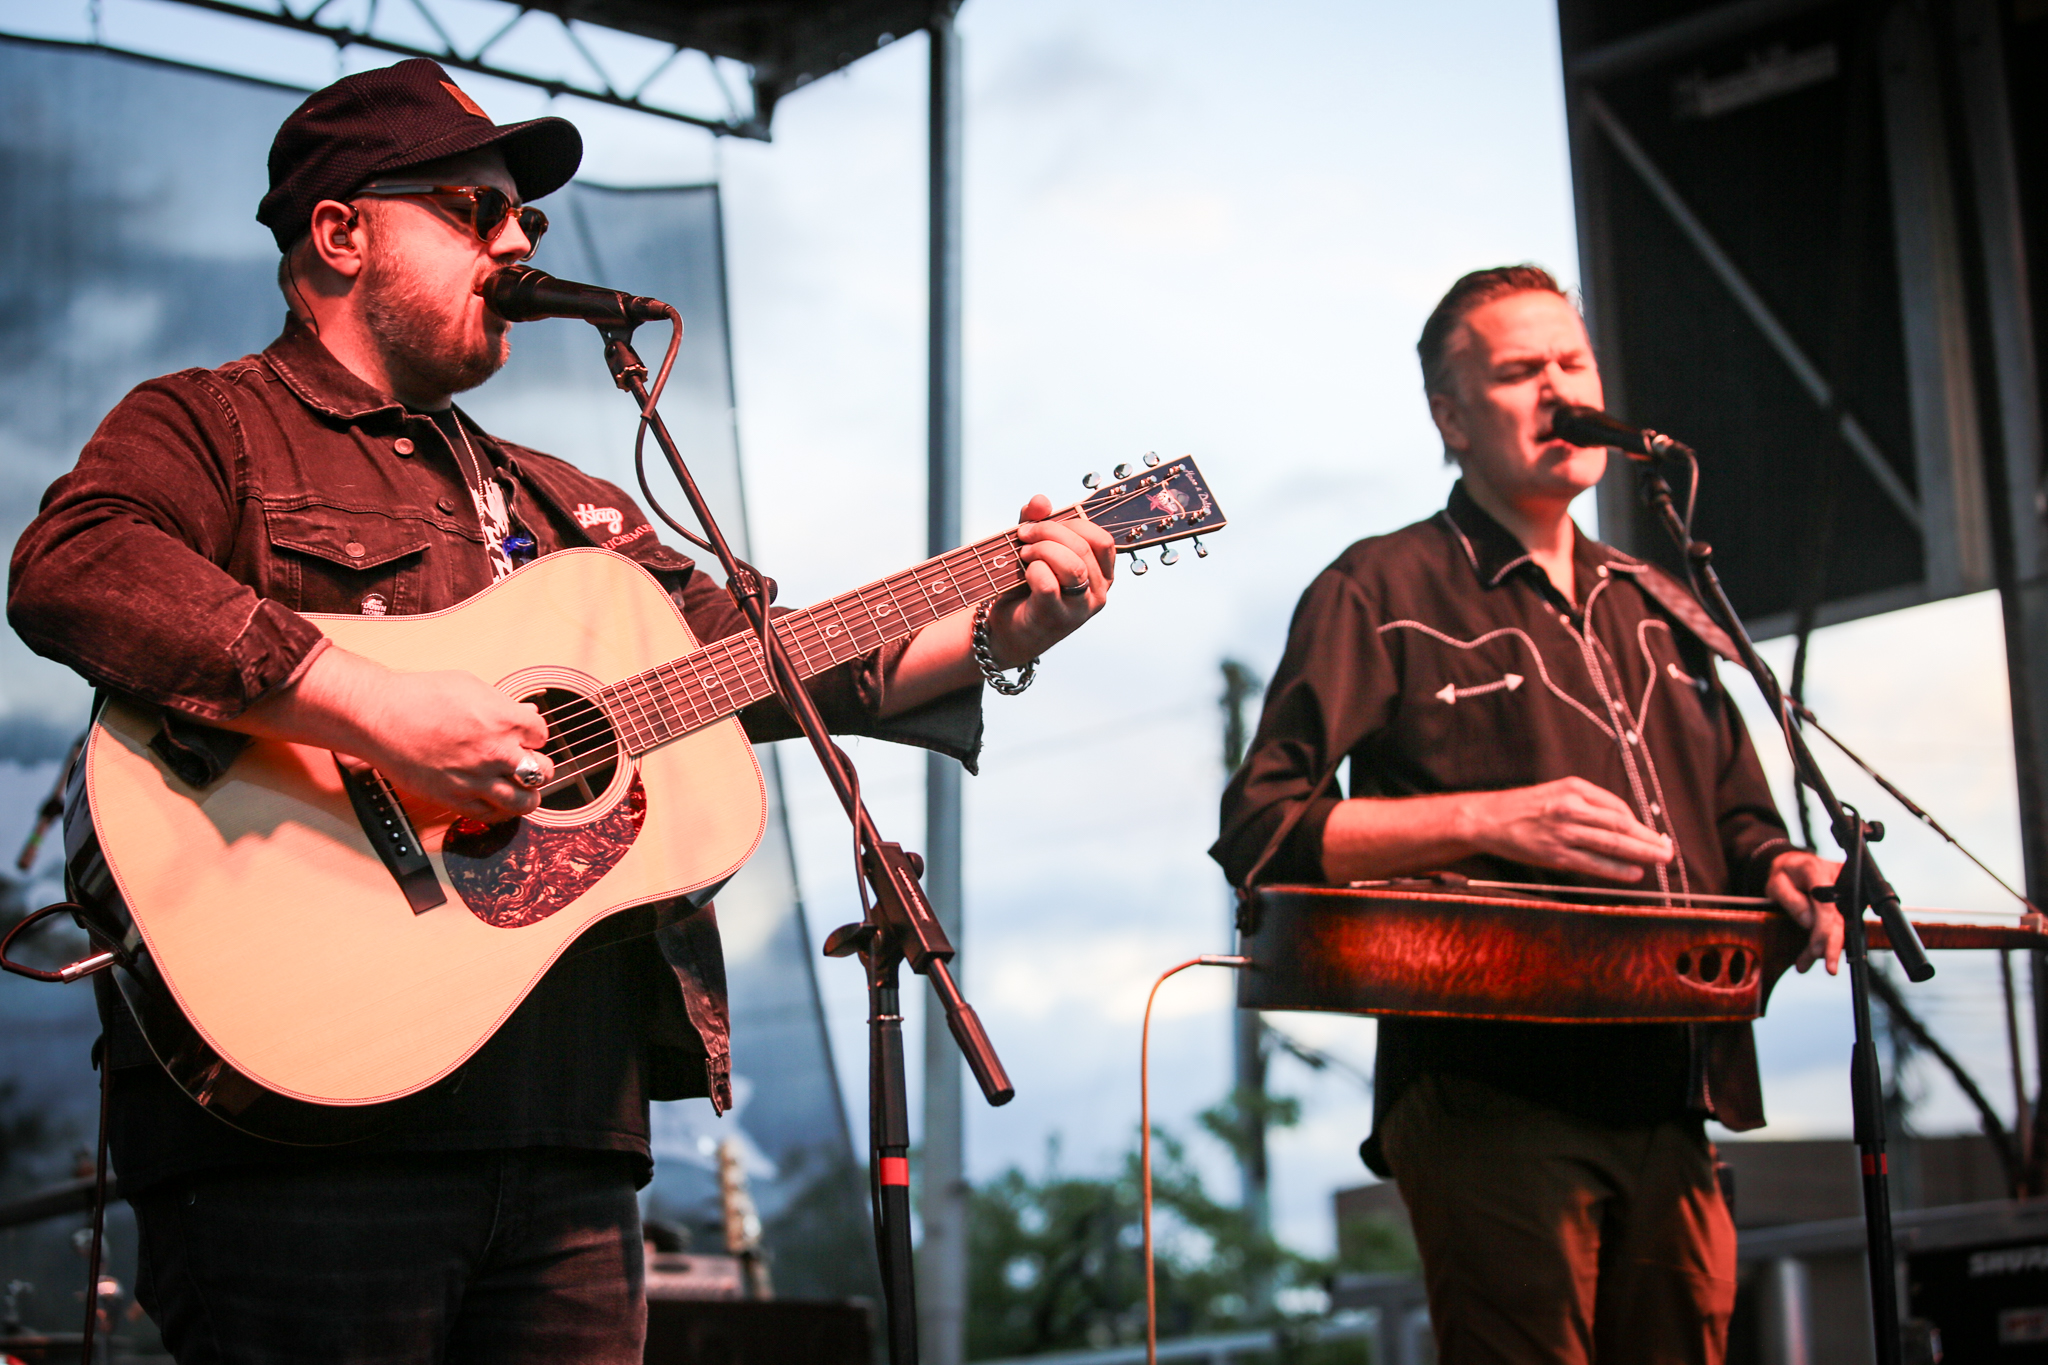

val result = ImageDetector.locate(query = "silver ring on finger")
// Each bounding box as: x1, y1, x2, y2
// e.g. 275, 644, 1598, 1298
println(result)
1060, 574, 1089, 597
513, 754, 547, 790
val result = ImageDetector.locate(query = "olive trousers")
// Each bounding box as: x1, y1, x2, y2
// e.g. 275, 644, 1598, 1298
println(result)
1379, 1072, 1737, 1365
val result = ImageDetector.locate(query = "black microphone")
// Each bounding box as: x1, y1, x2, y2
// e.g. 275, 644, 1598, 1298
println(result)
479, 265, 670, 327
1546, 404, 1689, 461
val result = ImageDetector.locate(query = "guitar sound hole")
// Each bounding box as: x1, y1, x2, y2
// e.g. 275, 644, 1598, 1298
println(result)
525, 687, 620, 812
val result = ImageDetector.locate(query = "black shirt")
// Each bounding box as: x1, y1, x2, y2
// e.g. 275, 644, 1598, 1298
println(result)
1212, 483, 1794, 1165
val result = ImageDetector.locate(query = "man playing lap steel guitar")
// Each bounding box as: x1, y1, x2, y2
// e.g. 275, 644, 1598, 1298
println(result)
1213, 266, 1843, 1364
8, 60, 1112, 1364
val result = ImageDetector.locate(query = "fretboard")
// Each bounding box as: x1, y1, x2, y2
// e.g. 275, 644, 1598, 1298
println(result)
592, 516, 1070, 755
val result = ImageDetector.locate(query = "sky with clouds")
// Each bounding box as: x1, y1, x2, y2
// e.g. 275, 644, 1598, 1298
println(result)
0, 0, 2034, 1257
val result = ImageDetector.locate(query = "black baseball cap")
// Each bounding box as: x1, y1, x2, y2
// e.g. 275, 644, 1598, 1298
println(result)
257, 58, 581, 251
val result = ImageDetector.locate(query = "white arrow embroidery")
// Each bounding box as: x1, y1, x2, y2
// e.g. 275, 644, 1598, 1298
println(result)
1435, 673, 1524, 705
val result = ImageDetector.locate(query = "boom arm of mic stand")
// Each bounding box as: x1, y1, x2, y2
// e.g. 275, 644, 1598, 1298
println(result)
1635, 463, 1933, 982
595, 322, 1020, 1088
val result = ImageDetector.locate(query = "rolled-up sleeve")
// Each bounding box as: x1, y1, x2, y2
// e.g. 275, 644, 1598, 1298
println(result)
1211, 568, 1398, 887
8, 374, 328, 721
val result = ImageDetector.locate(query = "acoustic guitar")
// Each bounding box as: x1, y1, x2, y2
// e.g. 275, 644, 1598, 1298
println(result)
66, 457, 1224, 1142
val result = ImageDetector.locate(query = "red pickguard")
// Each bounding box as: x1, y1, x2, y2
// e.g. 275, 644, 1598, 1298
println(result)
442, 776, 647, 928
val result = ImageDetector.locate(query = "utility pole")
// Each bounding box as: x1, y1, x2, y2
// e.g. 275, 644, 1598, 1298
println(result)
919, 8, 967, 1365
1220, 659, 1270, 1239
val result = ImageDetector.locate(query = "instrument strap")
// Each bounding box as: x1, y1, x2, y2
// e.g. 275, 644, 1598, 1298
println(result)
1630, 561, 1741, 664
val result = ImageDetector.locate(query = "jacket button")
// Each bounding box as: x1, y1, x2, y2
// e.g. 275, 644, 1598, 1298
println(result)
344, 541, 366, 559
437, 496, 457, 514
393, 438, 415, 456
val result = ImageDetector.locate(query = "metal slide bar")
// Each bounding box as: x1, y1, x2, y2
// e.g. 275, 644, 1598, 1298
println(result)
147, 0, 769, 138
1584, 91, 1924, 531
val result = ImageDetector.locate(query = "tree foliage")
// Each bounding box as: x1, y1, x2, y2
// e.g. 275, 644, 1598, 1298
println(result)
966, 1129, 1327, 1360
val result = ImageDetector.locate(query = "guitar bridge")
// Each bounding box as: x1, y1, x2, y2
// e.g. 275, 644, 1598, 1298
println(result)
335, 757, 446, 915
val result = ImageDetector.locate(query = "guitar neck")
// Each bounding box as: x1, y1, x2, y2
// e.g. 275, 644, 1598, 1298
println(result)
593, 512, 1077, 754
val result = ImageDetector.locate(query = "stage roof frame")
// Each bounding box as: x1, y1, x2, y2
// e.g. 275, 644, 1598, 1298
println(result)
91, 0, 945, 139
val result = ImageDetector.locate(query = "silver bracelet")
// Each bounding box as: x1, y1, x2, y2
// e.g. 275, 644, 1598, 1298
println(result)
971, 600, 1038, 696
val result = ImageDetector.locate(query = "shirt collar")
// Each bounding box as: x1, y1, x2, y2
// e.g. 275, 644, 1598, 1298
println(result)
1441, 480, 1629, 594
261, 314, 413, 426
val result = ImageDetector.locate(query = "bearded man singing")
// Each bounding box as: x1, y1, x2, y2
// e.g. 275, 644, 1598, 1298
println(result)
8, 59, 1114, 1365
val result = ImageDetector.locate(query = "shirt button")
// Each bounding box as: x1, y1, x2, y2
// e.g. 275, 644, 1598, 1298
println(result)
344, 541, 366, 559
393, 437, 415, 456
437, 496, 457, 514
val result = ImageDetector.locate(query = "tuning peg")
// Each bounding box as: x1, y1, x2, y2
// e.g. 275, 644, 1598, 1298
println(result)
1160, 546, 1180, 566
1082, 472, 1100, 489
1113, 463, 1132, 479
1143, 451, 1160, 467
1193, 536, 1208, 558
1126, 551, 1149, 575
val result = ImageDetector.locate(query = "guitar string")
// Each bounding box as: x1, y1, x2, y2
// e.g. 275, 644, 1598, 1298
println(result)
524, 530, 1016, 755
530, 539, 1010, 752
532, 551, 1011, 790
520, 471, 1184, 733
546, 529, 1028, 762
522, 476, 1208, 790
523, 529, 1026, 733
555, 532, 1020, 761
531, 498, 1197, 790
523, 469, 1182, 736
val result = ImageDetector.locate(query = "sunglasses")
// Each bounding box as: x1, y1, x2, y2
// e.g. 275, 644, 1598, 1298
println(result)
352, 184, 548, 259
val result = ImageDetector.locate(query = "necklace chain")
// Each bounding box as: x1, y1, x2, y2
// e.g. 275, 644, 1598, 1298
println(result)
445, 412, 488, 496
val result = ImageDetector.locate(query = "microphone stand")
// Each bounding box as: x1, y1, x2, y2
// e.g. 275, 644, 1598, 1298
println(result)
594, 320, 1013, 1365
1632, 448, 1932, 1365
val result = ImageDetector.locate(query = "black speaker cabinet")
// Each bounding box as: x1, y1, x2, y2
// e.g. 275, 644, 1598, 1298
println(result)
644, 1298, 873, 1365
1558, 0, 2048, 640
1909, 1235, 2048, 1357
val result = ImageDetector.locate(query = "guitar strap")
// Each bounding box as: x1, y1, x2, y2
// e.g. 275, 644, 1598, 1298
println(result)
1629, 561, 1742, 664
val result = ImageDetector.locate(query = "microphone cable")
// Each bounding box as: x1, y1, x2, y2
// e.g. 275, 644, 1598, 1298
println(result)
1139, 953, 1249, 1365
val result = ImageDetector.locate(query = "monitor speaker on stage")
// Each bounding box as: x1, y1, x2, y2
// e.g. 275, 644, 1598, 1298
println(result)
644, 1298, 872, 1365
1556, 0, 2048, 642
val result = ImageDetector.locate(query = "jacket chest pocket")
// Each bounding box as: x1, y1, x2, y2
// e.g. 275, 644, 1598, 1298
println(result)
265, 506, 431, 617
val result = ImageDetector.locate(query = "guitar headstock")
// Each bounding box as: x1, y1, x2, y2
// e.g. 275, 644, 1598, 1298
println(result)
1073, 454, 1227, 574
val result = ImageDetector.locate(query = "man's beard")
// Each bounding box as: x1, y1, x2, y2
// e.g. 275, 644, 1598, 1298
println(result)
359, 241, 508, 400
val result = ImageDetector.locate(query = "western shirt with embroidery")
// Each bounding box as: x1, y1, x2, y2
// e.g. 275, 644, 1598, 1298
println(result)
1212, 482, 1793, 1160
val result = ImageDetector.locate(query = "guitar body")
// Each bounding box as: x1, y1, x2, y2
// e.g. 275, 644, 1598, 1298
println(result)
73, 550, 766, 1141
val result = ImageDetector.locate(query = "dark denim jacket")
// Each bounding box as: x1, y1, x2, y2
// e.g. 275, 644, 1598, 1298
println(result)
9, 316, 981, 1111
